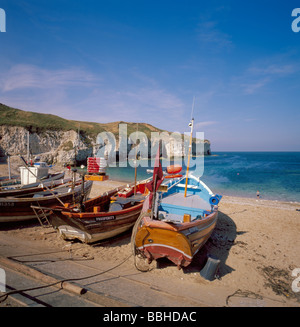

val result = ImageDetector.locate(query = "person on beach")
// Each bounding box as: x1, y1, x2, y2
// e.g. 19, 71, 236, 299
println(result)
256, 190, 260, 199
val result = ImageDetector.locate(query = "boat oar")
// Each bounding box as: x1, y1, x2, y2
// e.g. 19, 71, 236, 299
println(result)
19, 155, 66, 206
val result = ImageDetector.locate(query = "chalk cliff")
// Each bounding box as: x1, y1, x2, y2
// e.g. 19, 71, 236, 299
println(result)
0, 104, 211, 165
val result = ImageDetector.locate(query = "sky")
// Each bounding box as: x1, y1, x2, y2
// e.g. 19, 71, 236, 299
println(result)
0, 0, 299, 151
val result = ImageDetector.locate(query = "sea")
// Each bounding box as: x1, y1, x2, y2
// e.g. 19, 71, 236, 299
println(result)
103, 152, 300, 203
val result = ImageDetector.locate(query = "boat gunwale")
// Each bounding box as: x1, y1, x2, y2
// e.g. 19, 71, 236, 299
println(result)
0, 176, 70, 197
61, 200, 145, 219
0, 180, 92, 202
142, 210, 218, 232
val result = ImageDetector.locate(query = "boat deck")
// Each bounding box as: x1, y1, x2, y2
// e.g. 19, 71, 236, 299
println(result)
114, 194, 145, 204
158, 192, 212, 222
161, 192, 211, 210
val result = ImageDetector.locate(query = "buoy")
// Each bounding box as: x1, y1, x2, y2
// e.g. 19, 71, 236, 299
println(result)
166, 164, 182, 174
209, 195, 220, 206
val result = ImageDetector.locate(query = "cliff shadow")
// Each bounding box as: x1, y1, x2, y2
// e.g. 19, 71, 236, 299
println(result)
0, 144, 7, 164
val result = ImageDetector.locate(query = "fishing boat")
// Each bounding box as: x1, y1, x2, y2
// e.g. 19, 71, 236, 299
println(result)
44, 180, 150, 244
133, 173, 221, 269
0, 178, 93, 223
0, 176, 21, 187
0, 159, 65, 194
0, 172, 66, 197
132, 112, 222, 269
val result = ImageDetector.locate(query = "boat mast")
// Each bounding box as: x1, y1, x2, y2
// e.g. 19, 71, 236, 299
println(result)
6, 151, 11, 180
134, 123, 138, 195
184, 97, 195, 198
27, 131, 30, 164
74, 124, 80, 167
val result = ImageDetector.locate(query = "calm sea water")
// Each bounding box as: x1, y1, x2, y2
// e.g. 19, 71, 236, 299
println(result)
103, 152, 300, 202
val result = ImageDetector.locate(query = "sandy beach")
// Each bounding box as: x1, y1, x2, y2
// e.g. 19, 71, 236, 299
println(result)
0, 163, 300, 307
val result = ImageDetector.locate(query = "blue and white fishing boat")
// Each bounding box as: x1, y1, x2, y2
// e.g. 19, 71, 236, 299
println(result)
133, 114, 222, 269
134, 172, 222, 268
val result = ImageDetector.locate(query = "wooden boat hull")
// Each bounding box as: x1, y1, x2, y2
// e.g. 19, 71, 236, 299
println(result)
0, 180, 92, 223
49, 202, 144, 244
0, 172, 64, 191
48, 182, 149, 243
0, 177, 20, 187
135, 210, 218, 268
0, 173, 67, 197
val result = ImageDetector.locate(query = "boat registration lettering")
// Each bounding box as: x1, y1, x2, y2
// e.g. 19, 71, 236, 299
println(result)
95, 215, 115, 222
0, 202, 14, 207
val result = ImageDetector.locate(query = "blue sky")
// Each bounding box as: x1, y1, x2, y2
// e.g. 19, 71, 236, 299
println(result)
0, 0, 299, 151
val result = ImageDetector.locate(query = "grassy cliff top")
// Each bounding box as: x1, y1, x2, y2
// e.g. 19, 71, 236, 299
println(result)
0, 103, 210, 143
0, 103, 166, 138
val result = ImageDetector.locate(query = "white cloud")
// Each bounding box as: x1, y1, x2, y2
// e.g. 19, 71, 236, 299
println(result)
247, 63, 298, 76
244, 118, 257, 122
0, 64, 186, 130
75, 86, 185, 126
0, 64, 98, 92
196, 19, 233, 51
194, 121, 218, 129
241, 77, 270, 95
228, 54, 300, 96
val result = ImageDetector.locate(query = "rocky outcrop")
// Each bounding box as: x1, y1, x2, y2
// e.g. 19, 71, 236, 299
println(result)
0, 125, 211, 165
0, 126, 92, 164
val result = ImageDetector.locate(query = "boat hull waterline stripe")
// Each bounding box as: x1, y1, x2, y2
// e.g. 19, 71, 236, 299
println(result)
137, 243, 193, 260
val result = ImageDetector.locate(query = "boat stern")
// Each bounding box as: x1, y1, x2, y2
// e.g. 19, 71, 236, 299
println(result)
135, 221, 193, 268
